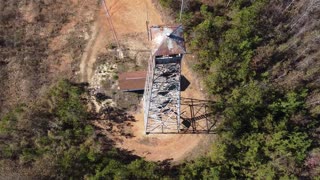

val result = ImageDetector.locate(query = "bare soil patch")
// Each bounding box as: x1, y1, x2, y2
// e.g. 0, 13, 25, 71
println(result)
107, 0, 163, 34
0, 0, 97, 116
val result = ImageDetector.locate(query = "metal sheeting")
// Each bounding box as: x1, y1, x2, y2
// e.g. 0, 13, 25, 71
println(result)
150, 25, 186, 56
144, 57, 182, 133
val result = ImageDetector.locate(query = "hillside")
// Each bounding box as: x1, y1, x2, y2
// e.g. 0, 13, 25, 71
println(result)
0, 0, 97, 116
174, 0, 320, 178
0, 0, 319, 179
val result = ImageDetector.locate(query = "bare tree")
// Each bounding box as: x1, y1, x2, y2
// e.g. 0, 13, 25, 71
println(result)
290, 0, 320, 29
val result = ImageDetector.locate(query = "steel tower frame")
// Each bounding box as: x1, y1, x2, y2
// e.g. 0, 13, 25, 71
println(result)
143, 25, 185, 134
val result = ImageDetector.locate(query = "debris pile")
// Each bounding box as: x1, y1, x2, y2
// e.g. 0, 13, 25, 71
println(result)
146, 57, 181, 132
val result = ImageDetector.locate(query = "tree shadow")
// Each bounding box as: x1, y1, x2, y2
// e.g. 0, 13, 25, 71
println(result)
101, 107, 136, 123
96, 134, 142, 162
157, 158, 181, 177
95, 93, 112, 101
89, 106, 136, 138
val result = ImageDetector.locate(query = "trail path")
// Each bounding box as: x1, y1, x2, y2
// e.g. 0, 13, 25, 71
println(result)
79, 22, 100, 82
79, 0, 162, 83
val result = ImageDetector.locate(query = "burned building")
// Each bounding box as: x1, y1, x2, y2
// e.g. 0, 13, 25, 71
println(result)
143, 25, 186, 134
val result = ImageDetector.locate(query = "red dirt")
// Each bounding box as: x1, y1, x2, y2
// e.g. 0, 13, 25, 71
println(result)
107, 0, 163, 35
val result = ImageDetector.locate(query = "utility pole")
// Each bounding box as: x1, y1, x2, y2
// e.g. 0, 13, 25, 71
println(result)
179, 0, 184, 22
146, 2, 150, 41
102, 0, 123, 59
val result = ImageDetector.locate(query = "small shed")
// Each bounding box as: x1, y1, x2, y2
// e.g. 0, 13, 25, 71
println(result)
118, 71, 147, 91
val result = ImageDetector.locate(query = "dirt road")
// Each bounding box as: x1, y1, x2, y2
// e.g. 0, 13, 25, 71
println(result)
79, 0, 162, 83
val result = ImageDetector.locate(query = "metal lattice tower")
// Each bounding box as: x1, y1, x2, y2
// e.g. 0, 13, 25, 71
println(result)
143, 25, 186, 134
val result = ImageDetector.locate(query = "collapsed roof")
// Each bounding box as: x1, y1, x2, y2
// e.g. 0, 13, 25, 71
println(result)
150, 25, 186, 56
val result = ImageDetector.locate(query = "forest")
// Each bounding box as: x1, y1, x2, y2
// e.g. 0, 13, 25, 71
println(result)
1, 0, 320, 179
177, 0, 320, 178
